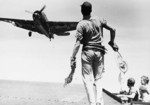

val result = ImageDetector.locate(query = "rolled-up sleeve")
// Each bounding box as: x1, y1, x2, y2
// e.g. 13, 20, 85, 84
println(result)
75, 23, 83, 41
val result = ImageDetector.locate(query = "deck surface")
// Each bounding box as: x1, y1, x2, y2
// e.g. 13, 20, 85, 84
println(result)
0, 80, 123, 105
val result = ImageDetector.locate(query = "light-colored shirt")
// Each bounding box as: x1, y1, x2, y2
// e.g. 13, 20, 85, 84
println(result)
128, 87, 139, 102
76, 16, 106, 51
139, 85, 150, 102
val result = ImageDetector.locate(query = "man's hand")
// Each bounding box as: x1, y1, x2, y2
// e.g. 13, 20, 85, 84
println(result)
64, 74, 73, 87
64, 57, 76, 87
108, 41, 119, 51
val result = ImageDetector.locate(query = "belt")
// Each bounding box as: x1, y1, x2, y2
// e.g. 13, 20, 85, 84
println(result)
82, 47, 107, 54
82, 48, 102, 52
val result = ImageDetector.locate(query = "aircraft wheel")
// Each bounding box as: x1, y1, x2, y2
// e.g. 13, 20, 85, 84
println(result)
29, 31, 32, 37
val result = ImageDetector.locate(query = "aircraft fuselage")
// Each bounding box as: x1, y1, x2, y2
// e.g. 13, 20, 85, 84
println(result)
32, 11, 52, 39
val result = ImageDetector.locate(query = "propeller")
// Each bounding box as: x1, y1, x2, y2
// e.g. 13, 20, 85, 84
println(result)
25, 5, 46, 14
40, 5, 46, 12
25, 10, 34, 14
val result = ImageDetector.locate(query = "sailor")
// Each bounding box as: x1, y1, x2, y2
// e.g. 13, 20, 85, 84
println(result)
70, 1, 118, 105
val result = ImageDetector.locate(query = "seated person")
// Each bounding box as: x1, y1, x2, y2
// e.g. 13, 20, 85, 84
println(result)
139, 75, 150, 102
117, 78, 139, 103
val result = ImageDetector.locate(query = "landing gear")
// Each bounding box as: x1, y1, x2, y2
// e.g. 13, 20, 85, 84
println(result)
49, 33, 54, 41
28, 31, 32, 37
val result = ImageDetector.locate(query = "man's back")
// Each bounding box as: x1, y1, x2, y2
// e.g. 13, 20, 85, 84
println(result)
76, 16, 105, 51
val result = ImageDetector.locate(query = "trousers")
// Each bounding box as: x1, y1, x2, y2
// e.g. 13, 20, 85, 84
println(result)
81, 49, 105, 105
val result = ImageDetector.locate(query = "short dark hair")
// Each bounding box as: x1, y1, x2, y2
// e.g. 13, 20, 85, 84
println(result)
81, 1, 92, 16
127, 78, 135, 87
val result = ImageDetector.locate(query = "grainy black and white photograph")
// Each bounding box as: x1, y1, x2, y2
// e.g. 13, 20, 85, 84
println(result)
0, 0, 150, 105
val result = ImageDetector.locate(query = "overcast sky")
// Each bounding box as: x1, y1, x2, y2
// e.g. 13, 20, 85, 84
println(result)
0, 0, 150, 92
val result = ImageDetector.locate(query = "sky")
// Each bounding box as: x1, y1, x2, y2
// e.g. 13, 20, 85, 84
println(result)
0, 0, 150, 92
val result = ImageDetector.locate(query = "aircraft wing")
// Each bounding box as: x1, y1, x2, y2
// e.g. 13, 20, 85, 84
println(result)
48, 21, 78, 35
0, 17, 39, 33
0, 17, 78, 36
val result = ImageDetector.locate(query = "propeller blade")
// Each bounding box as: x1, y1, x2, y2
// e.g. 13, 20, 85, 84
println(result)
25, 10, 33, 14
40, 5, 46, 12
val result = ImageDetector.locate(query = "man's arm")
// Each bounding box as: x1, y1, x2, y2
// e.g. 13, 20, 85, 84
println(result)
103, 25, 116, 43
102, 23, 119, 51
71, 40, 81, 59
120, 93, 136, 101
70, 39, 81, 78
64, 22, 83, 87
70, 39, 81, 71
125, 93, 136, 99
64, 40, 81, 87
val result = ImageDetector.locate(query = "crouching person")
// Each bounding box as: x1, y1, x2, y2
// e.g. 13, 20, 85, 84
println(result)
139, 75, 150, 102
118, 78, 139, 103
